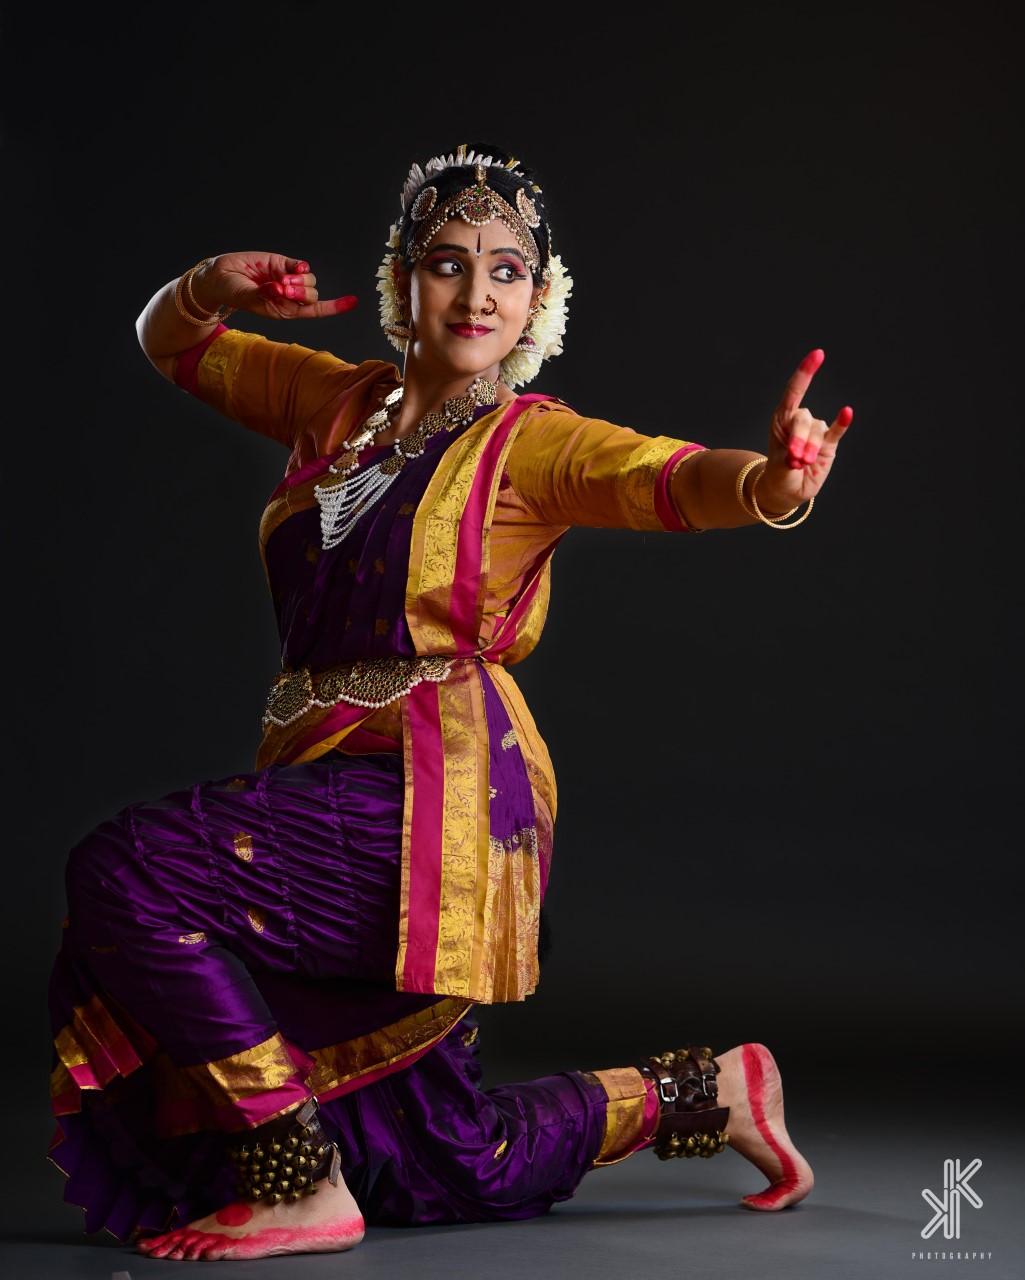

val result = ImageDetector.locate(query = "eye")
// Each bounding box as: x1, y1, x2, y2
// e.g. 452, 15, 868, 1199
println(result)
493, 263, 527, 283
428, 258, 462, 276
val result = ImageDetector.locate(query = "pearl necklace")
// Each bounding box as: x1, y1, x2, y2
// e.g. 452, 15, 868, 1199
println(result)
313, 376, 499, 551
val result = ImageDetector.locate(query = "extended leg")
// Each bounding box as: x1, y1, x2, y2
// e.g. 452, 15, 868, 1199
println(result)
313, 1021, 814, 1224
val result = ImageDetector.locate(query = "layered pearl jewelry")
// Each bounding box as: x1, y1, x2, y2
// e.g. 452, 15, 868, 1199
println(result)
313, 376, 499, 550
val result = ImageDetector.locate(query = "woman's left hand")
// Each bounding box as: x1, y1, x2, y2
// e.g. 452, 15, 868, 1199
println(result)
755, 349, 854, 513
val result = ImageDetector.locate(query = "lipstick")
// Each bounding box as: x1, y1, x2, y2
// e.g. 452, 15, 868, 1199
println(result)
447, 324, 493, 338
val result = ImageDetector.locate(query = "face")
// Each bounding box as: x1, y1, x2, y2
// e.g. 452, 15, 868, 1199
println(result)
396, 216, 543, 382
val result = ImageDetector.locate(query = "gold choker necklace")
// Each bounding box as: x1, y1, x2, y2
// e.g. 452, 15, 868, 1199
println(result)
313, 376, 499, 551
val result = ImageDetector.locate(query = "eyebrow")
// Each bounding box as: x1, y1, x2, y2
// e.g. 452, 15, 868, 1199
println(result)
426, 242, 527, 265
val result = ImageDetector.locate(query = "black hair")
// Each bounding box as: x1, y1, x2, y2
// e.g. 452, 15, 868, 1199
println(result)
396, 140, 552, 287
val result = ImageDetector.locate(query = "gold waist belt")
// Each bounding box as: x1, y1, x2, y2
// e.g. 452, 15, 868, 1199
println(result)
263, 653, 462, 729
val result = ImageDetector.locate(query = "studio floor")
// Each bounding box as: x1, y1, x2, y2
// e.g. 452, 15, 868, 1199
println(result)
2, 1093, 1020, 1280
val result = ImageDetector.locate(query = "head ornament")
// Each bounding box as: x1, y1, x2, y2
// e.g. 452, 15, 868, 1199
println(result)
377, 143, 574, 389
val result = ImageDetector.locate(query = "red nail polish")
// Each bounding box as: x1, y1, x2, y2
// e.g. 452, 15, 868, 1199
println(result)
799, 349, 824, 374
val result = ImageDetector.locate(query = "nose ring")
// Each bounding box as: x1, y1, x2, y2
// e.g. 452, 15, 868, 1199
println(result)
481, 295, 498, 316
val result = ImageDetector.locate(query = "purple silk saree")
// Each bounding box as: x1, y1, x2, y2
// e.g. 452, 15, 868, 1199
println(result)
48, 395, 659, 1238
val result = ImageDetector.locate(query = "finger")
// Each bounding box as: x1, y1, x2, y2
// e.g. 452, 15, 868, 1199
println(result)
274, 256, 310, 276
279, 281, 316, 302
280, 271, 318, 288
823, 405, 854, 444
777, 348, 825, 418
783, 408, 813, 464
789, 417, 827, 465
298, 294, 359, 318
258, 282, 357, 317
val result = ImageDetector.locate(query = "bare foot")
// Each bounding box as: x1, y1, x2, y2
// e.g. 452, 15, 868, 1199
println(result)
714, 1043, 814, 1211
135, 1174, 365, 1261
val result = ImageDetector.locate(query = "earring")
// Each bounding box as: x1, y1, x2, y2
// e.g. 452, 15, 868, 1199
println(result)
513, 298, 543, 350
385, 301, 414, 342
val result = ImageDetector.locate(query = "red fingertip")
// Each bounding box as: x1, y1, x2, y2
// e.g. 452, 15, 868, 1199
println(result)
839, 405, 854, 425
334, 295, 359, 312
799, 348, 825, 374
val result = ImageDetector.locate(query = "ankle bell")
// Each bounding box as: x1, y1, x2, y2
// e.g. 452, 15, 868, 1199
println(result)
226, 1097, 342, 1204
638, 1045, 730, 1160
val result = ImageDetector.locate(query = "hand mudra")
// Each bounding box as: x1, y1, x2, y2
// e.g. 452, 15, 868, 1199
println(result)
191, 252, 358, 322
756, 348, 854, 512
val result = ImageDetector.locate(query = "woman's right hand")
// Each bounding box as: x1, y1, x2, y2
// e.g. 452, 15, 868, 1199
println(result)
189, 252, 358, 321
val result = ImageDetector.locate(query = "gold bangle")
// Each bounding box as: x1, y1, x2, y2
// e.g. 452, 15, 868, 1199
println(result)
750, 461, 803, 522
747, 463, 813, 527
174, 257, 235, 327
738, 458, 815, 529
736, 458, 794, 522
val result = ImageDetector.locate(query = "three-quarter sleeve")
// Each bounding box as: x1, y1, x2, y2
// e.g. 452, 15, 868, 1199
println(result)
175, 326, 364, 449
504, 404, 708, 531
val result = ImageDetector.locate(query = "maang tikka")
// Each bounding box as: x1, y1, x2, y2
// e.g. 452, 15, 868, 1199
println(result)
408, 163, 542, 273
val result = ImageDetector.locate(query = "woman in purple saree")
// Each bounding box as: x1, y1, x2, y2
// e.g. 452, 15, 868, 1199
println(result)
48, 141, 853, 1261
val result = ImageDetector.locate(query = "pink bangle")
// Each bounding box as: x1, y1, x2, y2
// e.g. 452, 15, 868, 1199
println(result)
174, 322, 229, 396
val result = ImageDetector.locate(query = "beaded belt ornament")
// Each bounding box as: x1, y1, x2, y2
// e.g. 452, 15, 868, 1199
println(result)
263, 653, 458, 729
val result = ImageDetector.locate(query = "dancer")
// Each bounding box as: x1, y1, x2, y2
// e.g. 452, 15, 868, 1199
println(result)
48, 141, 851, 1262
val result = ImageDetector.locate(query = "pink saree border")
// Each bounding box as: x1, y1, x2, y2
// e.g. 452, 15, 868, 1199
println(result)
653, 443, 706, 531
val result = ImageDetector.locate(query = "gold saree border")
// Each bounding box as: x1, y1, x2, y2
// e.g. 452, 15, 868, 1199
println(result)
307, 996, 473, 1098
589, 1065, 654, 1167
51, 992, 154, 1096
618, 435, 705, 531
404, 403, 511, 653
195, 326, 254, 415
436, 668, 491, 996
256, 705, 372, 771
177, 1032, 302, 1104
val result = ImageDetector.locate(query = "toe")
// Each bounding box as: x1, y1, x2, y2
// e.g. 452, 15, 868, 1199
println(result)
146, 1230, 183, 1258
182, 1232, 209, 1260
740, 1176, 806, 1211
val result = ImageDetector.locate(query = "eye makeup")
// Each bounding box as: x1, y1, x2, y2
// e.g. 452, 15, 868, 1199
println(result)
423, 254, 527, 282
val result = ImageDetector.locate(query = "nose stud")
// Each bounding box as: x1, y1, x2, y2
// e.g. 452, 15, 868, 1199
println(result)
467, 296, 498, 326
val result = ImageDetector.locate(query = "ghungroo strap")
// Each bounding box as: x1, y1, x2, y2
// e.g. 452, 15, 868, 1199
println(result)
227, 1097, 342, 1203
637, 1045, 730, 1160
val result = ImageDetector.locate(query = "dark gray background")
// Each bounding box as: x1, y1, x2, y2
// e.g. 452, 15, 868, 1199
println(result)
5, 2, 1022, 1276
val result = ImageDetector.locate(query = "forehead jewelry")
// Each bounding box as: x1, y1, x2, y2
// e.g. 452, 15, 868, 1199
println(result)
408, 163, 541, 274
